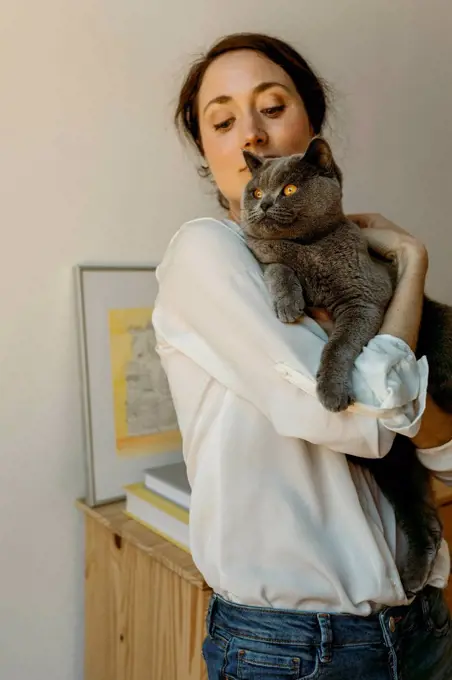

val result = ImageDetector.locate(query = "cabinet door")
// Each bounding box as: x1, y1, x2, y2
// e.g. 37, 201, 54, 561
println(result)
84, 515, 209, 680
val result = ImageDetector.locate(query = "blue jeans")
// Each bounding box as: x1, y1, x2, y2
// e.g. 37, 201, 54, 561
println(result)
202, 587, 452, 679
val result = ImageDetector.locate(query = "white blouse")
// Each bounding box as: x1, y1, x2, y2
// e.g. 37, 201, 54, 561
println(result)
152, 216, 452, 615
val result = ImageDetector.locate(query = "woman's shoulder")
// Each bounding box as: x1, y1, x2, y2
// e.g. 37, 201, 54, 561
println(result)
172, 216, 245, 249
158, 216, 256, 278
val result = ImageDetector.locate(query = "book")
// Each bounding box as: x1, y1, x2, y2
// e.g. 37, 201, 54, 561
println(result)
143, 461, 191, 510
144, 450, 184, 469
124, 482, 190, 553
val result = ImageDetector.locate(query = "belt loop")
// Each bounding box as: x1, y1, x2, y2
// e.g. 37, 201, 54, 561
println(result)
317, 613, 333, 664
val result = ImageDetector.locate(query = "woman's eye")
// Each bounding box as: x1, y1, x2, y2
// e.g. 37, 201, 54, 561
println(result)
261, 104, 286, 117
283, 184, 297, 196
253, 188, 263, 199
213, 117, 234, 132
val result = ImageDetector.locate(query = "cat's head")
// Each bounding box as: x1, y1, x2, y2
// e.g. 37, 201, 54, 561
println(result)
241, 137, 343, 241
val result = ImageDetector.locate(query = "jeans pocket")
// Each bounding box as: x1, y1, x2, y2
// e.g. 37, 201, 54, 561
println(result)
236, 646, 320, 679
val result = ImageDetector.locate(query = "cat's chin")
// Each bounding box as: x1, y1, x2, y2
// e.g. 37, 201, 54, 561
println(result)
247, 217, 298, 238
248, 227, 295, 240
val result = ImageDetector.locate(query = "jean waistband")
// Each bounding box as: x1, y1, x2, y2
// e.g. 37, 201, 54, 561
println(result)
207, 589, 438, 648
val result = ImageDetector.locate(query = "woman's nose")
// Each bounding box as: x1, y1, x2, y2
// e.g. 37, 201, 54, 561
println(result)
242, 117, 269, 150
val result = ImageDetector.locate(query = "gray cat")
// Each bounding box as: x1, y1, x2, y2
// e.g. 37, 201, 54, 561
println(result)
241, 137, 452, 597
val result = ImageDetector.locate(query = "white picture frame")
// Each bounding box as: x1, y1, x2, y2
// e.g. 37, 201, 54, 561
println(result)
75, 264, 182, 507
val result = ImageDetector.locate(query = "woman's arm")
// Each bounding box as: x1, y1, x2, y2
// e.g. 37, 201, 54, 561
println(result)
380, 246, 452, 448
377, 247, 427, 351
382, 253, 452, 448
353, 212, 452, 450
351, 211, 429, 350
412, 394, 452, 449
154, 218, 427, 458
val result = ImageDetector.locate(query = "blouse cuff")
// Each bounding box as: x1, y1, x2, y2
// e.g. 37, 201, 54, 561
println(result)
352, 334, 428, 438
275, 334, 428, 438
417, 438, 452, 475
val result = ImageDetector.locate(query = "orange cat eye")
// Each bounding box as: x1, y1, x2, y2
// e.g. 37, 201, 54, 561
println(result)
283, 184, 297, 196
253, 188, 263, 200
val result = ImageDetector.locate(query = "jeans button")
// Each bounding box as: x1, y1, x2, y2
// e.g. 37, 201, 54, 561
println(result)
389, 616, 396, 633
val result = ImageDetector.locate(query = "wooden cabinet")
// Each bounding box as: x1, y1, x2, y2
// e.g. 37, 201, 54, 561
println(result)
77, 501, 211, 680
78, 482, 452, 680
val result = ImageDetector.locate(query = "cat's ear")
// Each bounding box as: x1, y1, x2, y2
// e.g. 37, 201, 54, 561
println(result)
303, 137, 342, 186
242, 150, 264, 175
303, 137, 335, 171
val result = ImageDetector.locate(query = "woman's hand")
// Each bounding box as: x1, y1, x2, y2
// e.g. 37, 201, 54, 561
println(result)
346, 213, 427, 350
310, 213, 429, 343
348, 213, 428, 276
307, 306, 334, 336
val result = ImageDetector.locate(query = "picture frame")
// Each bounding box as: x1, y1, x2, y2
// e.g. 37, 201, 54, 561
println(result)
75, 264, 182, 507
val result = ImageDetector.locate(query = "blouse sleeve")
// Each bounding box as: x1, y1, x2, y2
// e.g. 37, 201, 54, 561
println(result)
417, 439, 452, 485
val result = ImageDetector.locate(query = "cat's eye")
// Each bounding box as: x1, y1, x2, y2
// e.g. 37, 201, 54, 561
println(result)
283, 184, 297, 196
253, 188, 263, 200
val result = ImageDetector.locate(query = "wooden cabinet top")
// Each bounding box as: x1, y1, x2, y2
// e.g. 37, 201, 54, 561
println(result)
76, 499, 207, 590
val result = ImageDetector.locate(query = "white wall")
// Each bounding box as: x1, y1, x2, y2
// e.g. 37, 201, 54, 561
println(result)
1, 1, 451, 678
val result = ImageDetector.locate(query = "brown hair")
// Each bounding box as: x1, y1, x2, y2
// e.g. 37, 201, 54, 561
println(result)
175, 32, 330, 209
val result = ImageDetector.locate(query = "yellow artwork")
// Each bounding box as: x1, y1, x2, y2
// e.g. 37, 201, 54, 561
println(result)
108, 307, 181, 457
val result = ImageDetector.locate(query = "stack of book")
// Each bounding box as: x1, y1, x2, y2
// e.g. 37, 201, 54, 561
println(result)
124, 460, 191, 553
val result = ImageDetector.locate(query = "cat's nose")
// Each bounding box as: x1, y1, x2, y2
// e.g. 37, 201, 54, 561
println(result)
260, 197, 273, 213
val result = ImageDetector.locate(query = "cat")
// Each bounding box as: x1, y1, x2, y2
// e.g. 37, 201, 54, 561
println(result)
240, 137, 452, 597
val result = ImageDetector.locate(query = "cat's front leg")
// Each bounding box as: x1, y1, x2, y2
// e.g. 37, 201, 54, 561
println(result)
317, 303, 384, 412
247, 237, 284, 265
263, 263, 305, 323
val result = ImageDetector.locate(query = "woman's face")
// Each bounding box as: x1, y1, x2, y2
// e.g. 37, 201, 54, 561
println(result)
197, 49, 314, 218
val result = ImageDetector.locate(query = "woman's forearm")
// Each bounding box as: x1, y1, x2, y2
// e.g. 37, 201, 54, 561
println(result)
412, 394, 452, 449
378, 246, 428, 351
378, 245, 452, 449
355, 216, 452, 449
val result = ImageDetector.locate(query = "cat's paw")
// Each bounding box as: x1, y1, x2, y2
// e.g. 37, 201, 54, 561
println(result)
274, 292, 305, 324
317, 374, 354, 413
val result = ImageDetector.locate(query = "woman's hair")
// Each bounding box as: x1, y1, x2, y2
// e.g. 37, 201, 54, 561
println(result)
175, 32, 330, 209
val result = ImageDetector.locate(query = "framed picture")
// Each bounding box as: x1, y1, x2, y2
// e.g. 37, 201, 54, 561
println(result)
75, 264, 182, 506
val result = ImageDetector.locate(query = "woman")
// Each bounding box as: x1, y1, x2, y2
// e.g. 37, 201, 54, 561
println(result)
153, 33, 452, 678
